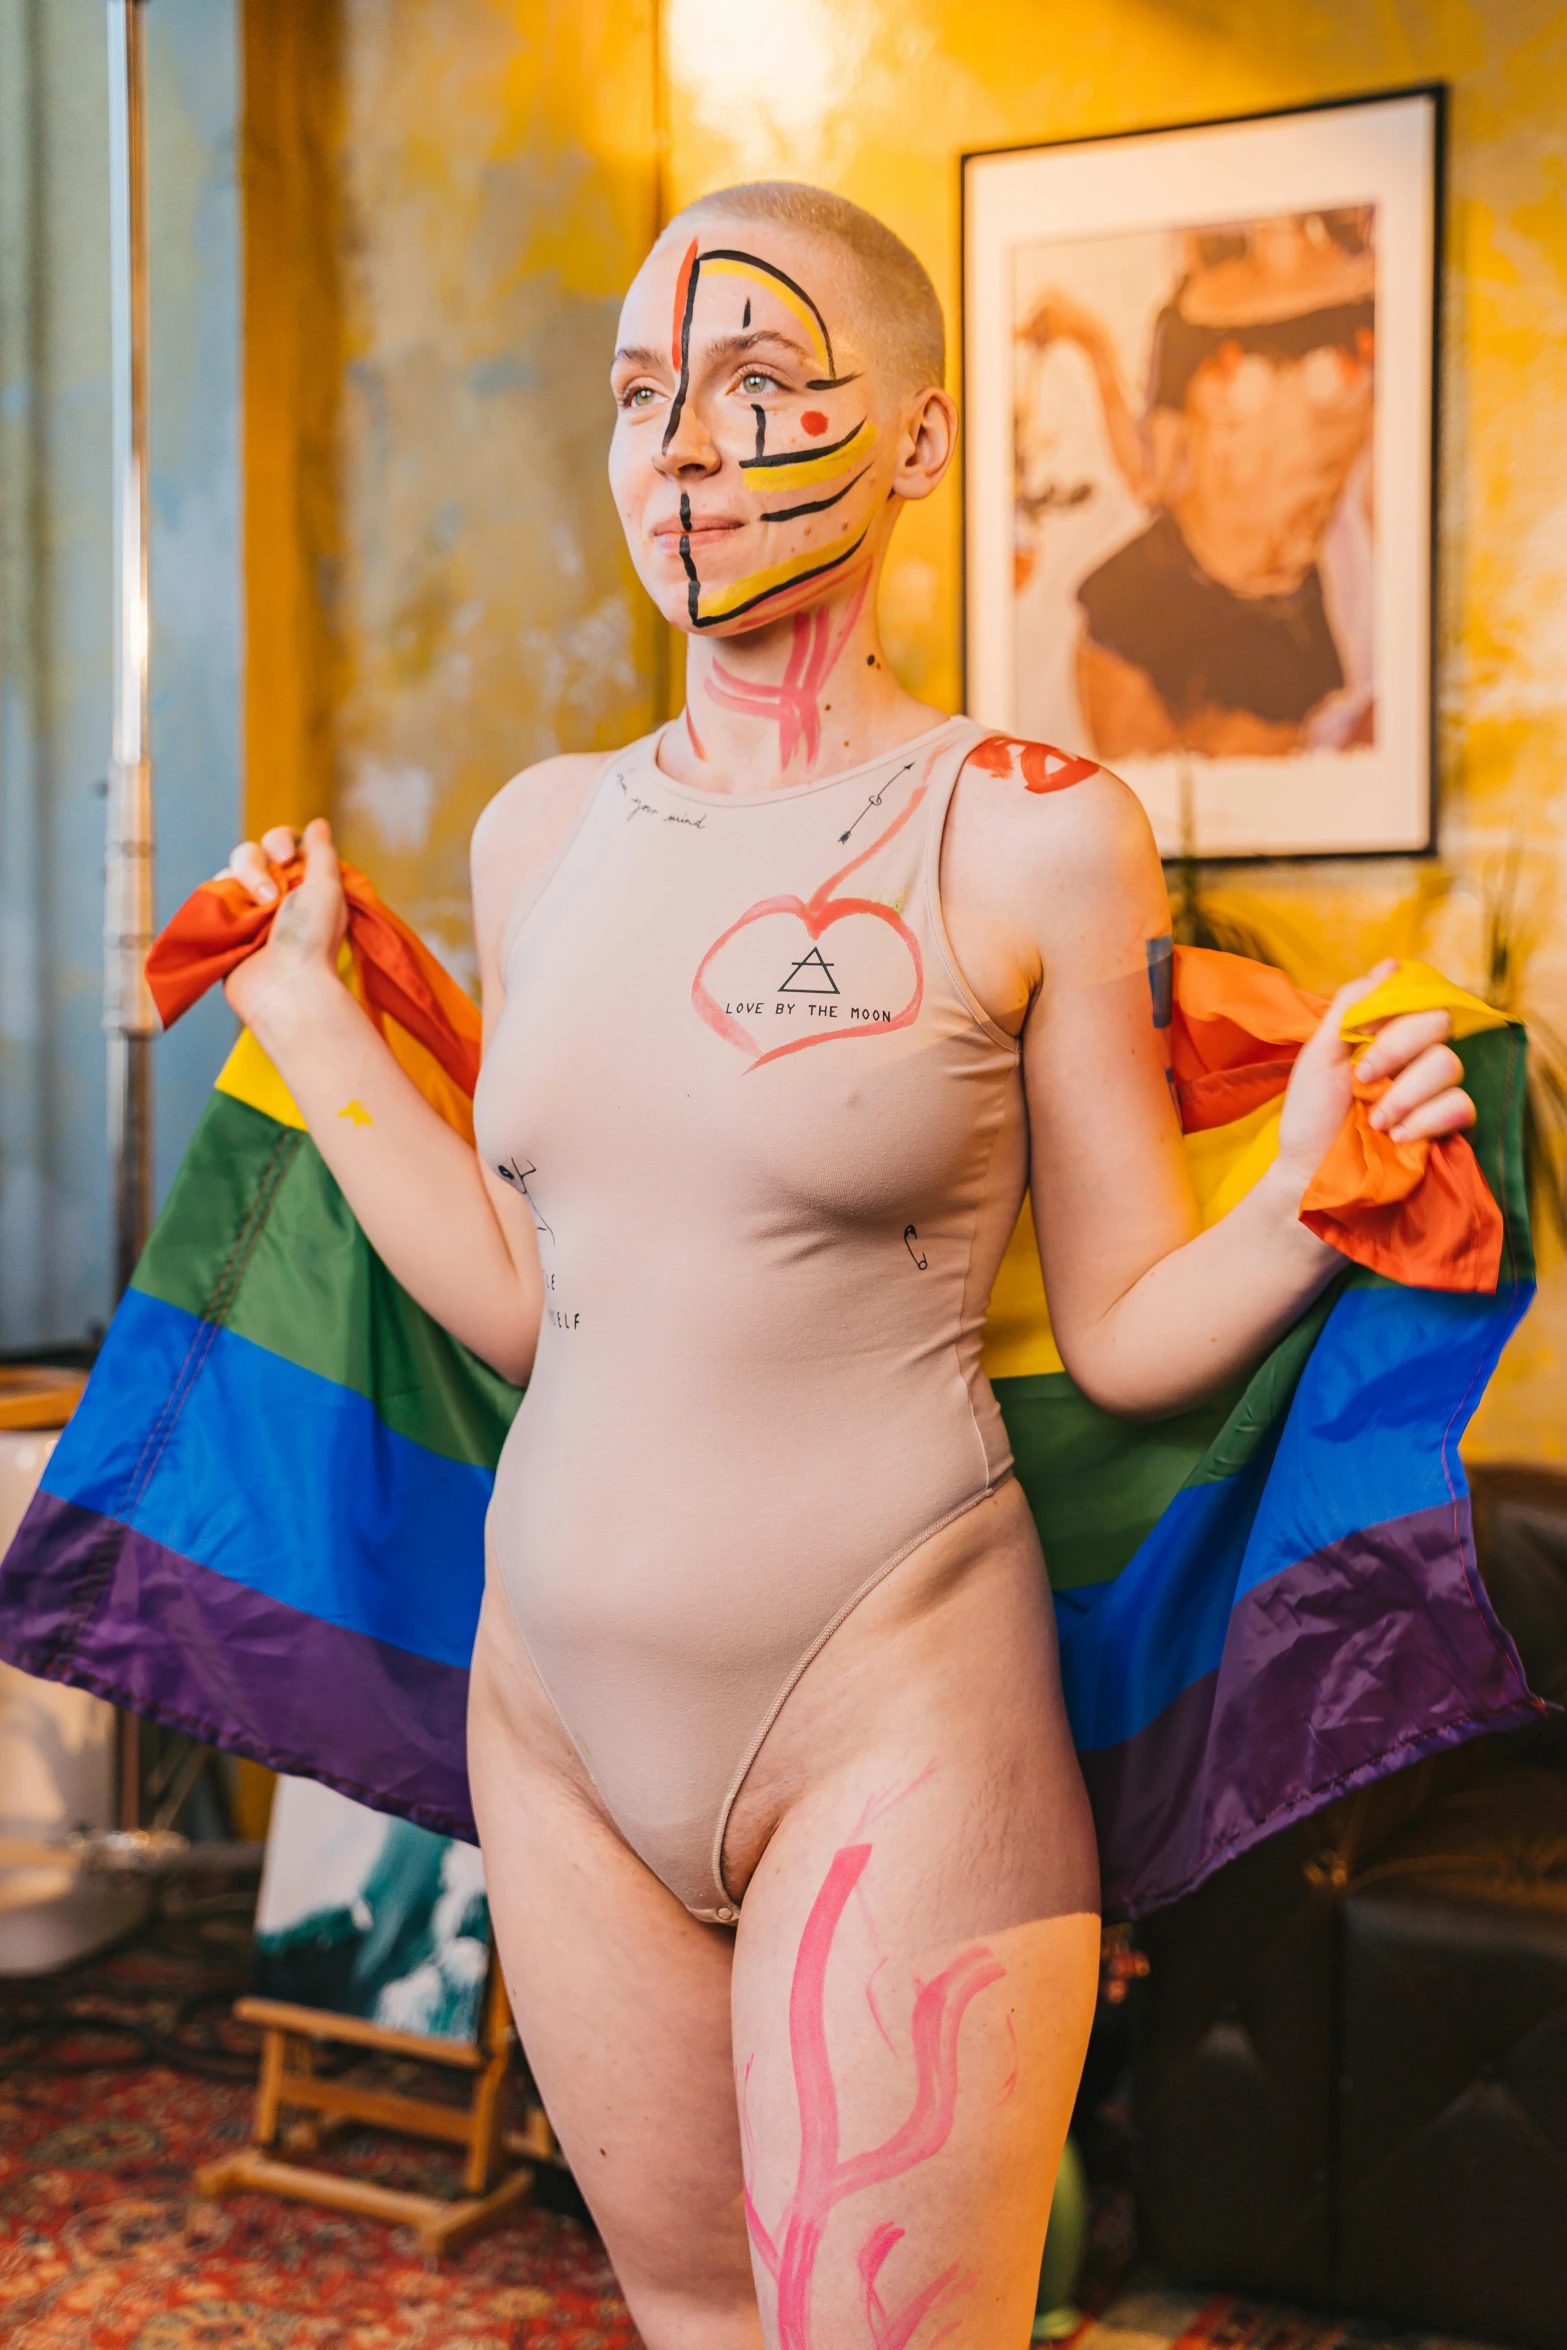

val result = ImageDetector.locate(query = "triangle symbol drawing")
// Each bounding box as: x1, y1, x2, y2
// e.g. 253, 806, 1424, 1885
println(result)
778, 944, 839, 995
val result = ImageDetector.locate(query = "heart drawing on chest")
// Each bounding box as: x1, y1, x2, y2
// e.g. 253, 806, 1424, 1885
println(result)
692, 788, 927, 1070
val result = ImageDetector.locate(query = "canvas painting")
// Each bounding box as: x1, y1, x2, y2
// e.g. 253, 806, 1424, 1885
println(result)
964, 91, 1439, 859
253, 1775, 491, 2044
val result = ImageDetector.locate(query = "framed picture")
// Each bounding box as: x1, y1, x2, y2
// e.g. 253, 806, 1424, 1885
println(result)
963, 87, 1441, 860
252, 1776, 492, 2045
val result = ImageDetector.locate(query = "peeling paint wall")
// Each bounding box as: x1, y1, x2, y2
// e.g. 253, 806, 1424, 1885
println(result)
245, 0, 662, 992
0, 0, 240, 1347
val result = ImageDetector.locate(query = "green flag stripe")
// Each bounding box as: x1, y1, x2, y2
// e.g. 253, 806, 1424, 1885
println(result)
999, 1023, 1528, 1593
133, 1091, 521, 1468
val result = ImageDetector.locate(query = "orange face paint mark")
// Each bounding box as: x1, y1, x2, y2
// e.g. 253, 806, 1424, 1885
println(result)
670, 237, 699, 373
801, 410, 830, 435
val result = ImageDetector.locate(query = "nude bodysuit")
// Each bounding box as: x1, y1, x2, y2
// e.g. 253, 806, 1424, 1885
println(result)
474, 717, 1026, 1922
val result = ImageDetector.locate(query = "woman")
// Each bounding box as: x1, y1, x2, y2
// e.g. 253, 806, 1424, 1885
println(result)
223, 183, 1471, 2350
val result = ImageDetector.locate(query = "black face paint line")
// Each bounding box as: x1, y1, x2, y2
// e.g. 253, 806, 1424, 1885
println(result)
752, 404, 768, 462
742, 298, 751, 328
741, 418, 868, 474
663, 245, 842, 459
662, 239, 702, 454
762, 467, 872, 525
1146, 933, 1174, 1030
678, 489, 701, 625
702, 249, 837, 377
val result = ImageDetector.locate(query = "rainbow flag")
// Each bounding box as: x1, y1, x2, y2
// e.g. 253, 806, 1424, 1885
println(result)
0, 872, 1543, 1914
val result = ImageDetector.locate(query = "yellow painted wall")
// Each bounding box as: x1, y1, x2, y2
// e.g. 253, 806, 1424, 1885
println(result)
661, 0, 1567, 1459
244, 0, 1567, 1456
244, 0, 663, 986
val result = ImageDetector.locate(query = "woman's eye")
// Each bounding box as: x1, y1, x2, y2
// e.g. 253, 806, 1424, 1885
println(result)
620, 384, 658, 410
738, 370, 778, 395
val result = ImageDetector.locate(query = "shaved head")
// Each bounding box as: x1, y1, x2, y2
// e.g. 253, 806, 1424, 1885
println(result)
662, 181, 945, 400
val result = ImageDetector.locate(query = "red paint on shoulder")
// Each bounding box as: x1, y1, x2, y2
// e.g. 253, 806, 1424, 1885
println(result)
968, 733, 1099, 794
800, 410, 830, 435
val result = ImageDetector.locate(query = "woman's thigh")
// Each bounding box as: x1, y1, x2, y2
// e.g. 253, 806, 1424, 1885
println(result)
467, 1580, 762, 2349
728, 1486, 1100, 2348
732, 1771, 1097, 2350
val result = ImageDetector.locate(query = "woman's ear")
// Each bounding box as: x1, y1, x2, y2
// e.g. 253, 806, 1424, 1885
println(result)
892, 386, 958, 503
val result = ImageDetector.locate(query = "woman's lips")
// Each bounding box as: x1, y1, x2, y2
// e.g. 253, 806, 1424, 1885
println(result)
651, 516, 743, 545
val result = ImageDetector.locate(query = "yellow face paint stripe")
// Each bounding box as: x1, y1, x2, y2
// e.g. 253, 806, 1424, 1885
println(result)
741, 417, 877, 493
690, 522, 869, 626
700, 255, 831, 376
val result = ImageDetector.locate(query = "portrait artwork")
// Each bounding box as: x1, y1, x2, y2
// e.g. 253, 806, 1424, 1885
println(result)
964, 91, 1440, 858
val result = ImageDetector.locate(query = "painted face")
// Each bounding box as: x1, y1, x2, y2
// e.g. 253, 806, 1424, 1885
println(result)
610, 227, 894, 637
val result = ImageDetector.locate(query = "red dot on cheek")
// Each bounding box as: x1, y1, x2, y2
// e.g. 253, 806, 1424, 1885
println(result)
800, 410, 830, 436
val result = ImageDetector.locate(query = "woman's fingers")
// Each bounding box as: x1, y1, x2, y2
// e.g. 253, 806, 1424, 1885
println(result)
225, 841, 278, 903
224, 823, 323, 906
1370, 1039, 1468, 1134
1379, 1084, 1476, 1145
1354, 1006, 1453, 1082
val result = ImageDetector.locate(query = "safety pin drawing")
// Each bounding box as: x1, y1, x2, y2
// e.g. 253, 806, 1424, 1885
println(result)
904, 1224, 928, 1270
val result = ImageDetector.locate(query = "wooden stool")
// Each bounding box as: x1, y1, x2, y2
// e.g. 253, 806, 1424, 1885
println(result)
197, 1962, 558, 2257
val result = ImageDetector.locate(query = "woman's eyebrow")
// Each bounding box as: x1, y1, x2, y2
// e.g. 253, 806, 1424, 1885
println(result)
700, 329, 816, 366
612, 343, 669, 371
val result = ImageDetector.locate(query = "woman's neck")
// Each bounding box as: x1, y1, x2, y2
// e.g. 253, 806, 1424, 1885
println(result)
656, 568, 946, 793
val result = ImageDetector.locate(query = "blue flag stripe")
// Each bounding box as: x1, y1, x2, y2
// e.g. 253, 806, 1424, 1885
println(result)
40, 1290, 491, 1668
1055, 1281, 1528, 1748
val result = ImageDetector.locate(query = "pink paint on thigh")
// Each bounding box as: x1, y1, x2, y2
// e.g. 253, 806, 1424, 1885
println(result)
745, 1838, 1005, 2349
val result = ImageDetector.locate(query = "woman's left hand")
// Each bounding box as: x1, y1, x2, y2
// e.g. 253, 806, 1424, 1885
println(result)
1274, 959, 1476, 1196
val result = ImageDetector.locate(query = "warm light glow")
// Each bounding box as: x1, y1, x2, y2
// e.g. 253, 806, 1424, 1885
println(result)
665, 0, 872, 172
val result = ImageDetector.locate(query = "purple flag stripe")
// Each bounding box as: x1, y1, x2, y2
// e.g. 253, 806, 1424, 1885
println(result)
0, 1492, 476, 1842
1083, 1500, 1544, 1918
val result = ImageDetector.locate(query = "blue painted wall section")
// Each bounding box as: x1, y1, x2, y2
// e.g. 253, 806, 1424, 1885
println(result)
0, 0, 241, 1347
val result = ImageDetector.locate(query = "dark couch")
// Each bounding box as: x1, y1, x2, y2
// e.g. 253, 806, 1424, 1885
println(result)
1133, 1464, 1567, 2350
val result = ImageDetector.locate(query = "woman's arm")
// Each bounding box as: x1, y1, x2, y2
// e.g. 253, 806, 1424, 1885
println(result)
964, 768, 1472, 1419
222, 763, 594, 1383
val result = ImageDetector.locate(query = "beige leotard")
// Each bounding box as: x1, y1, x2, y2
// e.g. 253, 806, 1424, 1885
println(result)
474, 716, 1026, 1922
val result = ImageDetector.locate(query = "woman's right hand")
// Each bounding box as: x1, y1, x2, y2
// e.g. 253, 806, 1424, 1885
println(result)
222, 817, 349, 1034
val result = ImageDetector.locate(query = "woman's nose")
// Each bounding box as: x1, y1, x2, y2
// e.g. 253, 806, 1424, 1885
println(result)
653, 397, 721, 479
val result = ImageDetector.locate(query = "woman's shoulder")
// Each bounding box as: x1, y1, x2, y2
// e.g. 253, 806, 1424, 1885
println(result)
472, 747, 615, 856
469, 746, 630, 971
954, 727, 1152, 872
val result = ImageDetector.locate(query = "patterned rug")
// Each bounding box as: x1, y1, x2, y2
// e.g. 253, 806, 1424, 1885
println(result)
0, 1913, 637, 2349
0, 1916, 1502, 2350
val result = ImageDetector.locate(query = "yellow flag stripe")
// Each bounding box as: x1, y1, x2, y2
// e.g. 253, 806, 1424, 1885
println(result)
981, 1096, 1285, 1383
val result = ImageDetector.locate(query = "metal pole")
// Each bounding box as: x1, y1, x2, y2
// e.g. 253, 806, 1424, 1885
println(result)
106, 0, 154, 1831
105, 0, 154, 1306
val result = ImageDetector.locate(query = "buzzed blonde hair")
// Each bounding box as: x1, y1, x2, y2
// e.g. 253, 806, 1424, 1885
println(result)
666, 181, 946, 397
